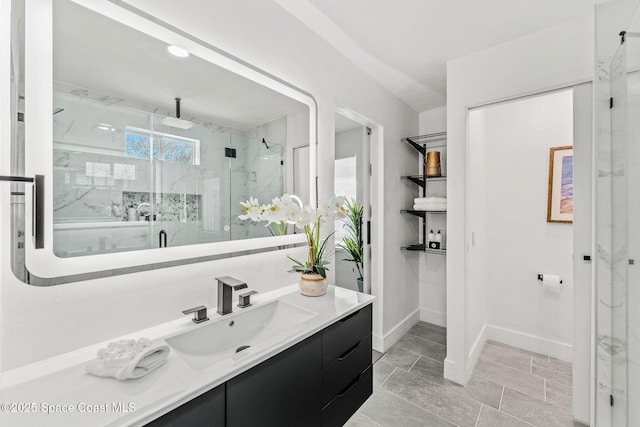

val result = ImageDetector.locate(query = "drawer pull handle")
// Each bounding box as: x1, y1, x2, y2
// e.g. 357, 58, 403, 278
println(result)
336, 371, 364, 397
337, 341, 361, 361
339, 308, 361, 323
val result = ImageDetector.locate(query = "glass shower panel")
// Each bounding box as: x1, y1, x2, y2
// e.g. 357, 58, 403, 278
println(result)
230, 134, 284, 240
623, 36, 640, 426
609, 43, 628, 426
52, 89, 154, 256
149, 116, 232, 248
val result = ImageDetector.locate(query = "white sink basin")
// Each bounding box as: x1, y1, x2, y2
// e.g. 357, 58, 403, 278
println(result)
167, 299, 316, 371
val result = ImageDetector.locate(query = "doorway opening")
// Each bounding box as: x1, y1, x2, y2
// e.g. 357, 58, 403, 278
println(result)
464, 85, 592, 424
333, 112, 370, 294
333, 107, 384, 352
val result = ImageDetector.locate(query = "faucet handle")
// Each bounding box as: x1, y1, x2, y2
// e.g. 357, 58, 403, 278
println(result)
182, 305, 209, 324
238, 290, 258, 308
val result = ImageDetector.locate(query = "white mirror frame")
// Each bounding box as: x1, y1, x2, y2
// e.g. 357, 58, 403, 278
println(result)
24, 0, 317, 278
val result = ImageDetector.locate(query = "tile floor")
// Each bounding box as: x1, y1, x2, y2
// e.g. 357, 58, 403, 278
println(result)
347, 322, 588, 427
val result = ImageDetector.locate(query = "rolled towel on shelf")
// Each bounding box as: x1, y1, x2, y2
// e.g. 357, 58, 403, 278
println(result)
86, 337, 170, 380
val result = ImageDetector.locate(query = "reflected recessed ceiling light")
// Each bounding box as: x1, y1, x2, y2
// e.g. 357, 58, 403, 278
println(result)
167, 45, 189, 58
95, 123, 114, 131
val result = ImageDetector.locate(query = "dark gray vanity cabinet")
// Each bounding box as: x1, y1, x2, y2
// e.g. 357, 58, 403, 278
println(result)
145, 383, 225, 427
226, 333, 322, 427
145, 303, 372, 427
321, 304, 373, 427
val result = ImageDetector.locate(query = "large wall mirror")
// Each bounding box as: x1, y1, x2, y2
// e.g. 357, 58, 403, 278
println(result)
13, 0, 317, 280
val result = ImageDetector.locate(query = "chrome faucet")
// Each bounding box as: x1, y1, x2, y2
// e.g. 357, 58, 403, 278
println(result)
215, 276, 247, 315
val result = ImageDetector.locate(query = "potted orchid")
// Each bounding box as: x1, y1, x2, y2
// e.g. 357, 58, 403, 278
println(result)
239, 194, 346, 296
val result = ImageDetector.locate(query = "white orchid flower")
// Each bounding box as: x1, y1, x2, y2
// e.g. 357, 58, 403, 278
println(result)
239, 197, 267, 221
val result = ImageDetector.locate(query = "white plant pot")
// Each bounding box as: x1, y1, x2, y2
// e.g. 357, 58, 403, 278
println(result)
298, 273, 328, 297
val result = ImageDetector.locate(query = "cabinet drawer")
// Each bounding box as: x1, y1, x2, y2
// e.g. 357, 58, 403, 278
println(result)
322, 304, 372, 367
321, 365, 372, 427
322, 334, 371, 406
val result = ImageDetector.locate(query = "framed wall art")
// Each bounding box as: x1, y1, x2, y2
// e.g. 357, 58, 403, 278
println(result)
547, 146, 573, 223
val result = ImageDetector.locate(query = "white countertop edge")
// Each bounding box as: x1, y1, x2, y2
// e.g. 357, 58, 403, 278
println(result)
0, 284, 375, 427
0, 284, 307, 388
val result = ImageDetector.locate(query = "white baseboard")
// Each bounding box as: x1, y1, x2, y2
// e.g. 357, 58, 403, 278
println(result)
372, 334, 384, 353
466, 324, 488, 380
485, 324, 573, 362
380, 308, 420, 351
419, 308, 446, 327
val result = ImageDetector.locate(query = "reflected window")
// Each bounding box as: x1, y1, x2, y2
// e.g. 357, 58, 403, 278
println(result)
125, 130, 198, 164
163, 137, 195, 164
334, 156, 357, 244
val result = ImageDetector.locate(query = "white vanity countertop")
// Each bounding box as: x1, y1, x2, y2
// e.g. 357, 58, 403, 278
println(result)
0, 285, 375, 427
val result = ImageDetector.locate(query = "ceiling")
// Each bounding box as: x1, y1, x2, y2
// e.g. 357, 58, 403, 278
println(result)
335, 113, 362, 133
276, 0, 600, 112
53, 0, 307, 130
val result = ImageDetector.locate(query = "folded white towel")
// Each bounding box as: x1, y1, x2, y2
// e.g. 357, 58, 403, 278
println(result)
414, 197, 446, 204
413, 203, 447, 211
86, 338, 170, 380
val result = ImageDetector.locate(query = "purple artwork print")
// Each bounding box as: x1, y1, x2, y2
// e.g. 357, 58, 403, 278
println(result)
560, 155, 573, 214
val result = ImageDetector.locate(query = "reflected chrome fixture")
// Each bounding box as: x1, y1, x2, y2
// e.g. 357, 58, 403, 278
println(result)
136, 202, 150, 219
216, 276, 248, 315
182, 305, 209, 324
0, 175, 45, 249
262, 138, 270, 149
159, 230, 167, 248
160, 98, 194, 129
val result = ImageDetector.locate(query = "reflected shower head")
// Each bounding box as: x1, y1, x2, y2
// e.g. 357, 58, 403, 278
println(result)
262, 138, 270, 149
161, 98, 194, 129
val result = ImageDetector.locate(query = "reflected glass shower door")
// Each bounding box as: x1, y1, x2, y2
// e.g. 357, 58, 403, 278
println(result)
229, 134, 284, 241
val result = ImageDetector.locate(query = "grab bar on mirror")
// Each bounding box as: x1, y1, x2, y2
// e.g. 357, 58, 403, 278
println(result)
0, 175, 45, 249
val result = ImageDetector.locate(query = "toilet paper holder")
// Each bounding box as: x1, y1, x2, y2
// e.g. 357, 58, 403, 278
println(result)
537, 274, 562, 284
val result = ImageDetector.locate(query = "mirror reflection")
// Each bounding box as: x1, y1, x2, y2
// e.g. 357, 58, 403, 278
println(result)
51, 0, 310, 257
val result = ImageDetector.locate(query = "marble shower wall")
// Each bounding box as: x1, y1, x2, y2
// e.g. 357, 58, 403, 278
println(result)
51, 87, 286, 256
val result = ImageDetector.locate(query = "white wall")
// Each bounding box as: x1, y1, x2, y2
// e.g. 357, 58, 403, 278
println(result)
468, 90, 574, 359
0, 0, 419, 370
446, 12, 594, 389
285, 110, 310, 202
335, 127, 365, 202
417, 107, 447, 326
572, 82, 593, 425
